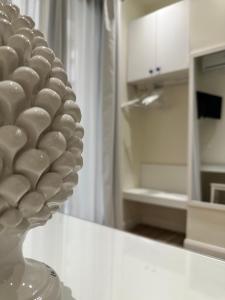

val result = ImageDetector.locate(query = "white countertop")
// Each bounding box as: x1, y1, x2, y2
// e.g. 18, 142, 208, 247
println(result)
24, 213, 225, 300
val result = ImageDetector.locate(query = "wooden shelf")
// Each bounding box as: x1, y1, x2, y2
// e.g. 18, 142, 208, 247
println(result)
201, 164, 225, 174
123, 188, 187, 210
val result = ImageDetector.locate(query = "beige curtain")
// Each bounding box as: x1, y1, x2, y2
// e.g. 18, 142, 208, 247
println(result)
100, 0, 122, 228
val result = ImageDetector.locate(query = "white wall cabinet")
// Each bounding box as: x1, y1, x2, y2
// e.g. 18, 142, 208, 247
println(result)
128, 13, 157, 83
128, 1, 189, 83
156, 1, 189, 76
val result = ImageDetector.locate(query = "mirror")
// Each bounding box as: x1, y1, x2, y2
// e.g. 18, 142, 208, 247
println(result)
194, 50, 225, 205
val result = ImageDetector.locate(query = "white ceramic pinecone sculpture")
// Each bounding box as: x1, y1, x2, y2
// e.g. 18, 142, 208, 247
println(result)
0, 3, 84, 232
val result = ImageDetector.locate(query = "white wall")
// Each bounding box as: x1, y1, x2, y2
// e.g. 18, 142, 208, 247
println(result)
140, 84, 188, 165
190, 0, 225, 51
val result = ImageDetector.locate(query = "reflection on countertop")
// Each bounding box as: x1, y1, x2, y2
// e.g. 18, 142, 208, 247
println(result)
24, 213, 225, 300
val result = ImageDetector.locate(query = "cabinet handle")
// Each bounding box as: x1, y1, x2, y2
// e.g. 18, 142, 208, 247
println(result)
149, 69, 153, 74
156, 67, 161, 72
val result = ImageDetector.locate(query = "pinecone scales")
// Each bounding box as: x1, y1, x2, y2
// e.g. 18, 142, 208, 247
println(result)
0, 3, 83, 231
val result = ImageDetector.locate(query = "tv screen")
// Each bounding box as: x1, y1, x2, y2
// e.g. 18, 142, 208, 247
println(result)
197, 91, 222, 119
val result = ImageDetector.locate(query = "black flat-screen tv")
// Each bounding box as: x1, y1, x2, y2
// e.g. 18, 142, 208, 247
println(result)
197, 91, 222, 119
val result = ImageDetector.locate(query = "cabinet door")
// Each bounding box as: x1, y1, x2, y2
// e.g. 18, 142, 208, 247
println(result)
127, 13, 156, 83
155, 1, 189, 76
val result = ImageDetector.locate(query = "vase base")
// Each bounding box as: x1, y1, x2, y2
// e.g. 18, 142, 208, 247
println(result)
0, 259, 62, 300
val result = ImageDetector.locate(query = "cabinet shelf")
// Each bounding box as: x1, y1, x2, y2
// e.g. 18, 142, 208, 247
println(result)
201, 164, 225, 173
123, 188, 188, 210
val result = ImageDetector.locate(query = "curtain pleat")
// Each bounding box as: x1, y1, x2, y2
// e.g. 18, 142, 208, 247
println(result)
99, 0, 122, 227
47, 0, 67, 64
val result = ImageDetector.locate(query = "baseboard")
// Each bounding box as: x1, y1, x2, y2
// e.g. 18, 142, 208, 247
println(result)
184, 238, 225, 260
